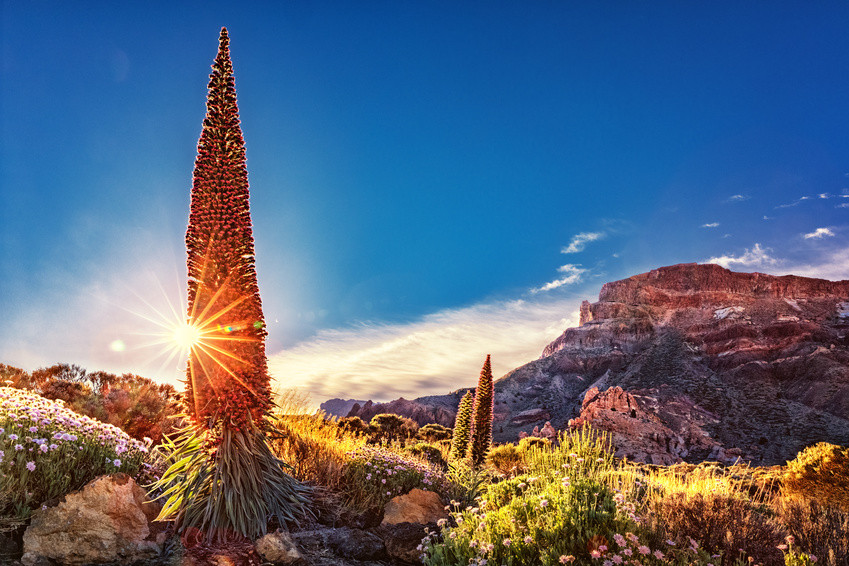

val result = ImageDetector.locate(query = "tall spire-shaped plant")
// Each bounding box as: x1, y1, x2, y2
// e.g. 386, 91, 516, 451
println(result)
153, 28, 308, 541
468, 355, 494, 467
450, 390, 474, 461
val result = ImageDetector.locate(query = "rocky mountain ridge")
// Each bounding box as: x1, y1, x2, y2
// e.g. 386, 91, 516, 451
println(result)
330, 263, 849, 465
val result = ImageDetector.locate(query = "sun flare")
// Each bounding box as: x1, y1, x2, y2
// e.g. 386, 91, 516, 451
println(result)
173, 322, 202, 351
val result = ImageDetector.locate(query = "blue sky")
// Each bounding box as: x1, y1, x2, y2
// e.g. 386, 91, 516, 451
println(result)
2, 2, 847, 402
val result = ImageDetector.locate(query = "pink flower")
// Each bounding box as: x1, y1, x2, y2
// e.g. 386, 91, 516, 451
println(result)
654, 550, 664, 559
612, 556, 623, 564
559, 556, 575, 564
26, 461, 35, 471
591, 550, 602, 559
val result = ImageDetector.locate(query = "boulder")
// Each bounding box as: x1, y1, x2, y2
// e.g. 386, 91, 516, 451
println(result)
292, 527, 386, 561
255, 529, 303, 564
381, 489, 447, 526
376, 522, 432, 564
21, 473, 163, 565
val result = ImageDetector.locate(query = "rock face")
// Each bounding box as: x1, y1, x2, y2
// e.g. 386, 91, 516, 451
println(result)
533, 263, 849, 465
320, 398, 368, 418
22, 473, 164, 565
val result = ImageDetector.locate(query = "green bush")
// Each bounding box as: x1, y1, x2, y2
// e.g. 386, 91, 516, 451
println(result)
784, 442, 849, 510
486, 442, 525, 476
519, 436, 552, 452
419, 423, 452, 443
407, 442, 447, 469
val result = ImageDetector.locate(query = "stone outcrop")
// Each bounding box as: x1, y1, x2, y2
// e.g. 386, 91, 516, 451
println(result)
535, 263, 849, 465
381, 489, 447, 526
21, 473, 164, 565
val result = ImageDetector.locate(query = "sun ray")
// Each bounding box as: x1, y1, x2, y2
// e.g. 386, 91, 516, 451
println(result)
194, 341, 262, 399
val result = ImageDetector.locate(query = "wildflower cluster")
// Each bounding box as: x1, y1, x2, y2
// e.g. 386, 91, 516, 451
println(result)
343, 445, 446, 509
0, 387, 150, 520
778, 536, 818, 566
423, 450, 624, 565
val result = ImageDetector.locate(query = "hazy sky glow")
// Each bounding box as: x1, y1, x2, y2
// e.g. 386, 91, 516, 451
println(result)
2, 2, 848, 403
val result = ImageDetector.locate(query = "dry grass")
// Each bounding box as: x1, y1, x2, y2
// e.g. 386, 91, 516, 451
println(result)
268, 389, 367, 493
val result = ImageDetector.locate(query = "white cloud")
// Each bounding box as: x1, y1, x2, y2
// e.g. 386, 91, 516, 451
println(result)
701, 222, 720, 228
725, 194, 750, 203
267, 297, 583, 404
561, 232, 605, 254
704, 243, 777, 269
837, 203, 849, 209
531, 264, 586, 294
803, 227, 835, 240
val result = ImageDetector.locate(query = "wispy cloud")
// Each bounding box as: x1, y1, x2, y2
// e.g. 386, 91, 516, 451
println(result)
704, 242, 849, 281
267, 297, 582, 403
701, 222, 720, 228
803, 227, 835, 239
704, 243, 777, 269
725, 194, 750, 203
837, 203, 849, 209
561, 232, 605, 254
531, 264, 586, 294
777, 195, 813, 208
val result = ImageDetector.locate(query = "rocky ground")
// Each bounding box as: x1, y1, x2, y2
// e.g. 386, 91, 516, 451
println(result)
1, 475, 446, 566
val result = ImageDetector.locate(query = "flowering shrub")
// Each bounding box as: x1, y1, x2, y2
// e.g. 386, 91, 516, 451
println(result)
588, 533, 749, 566
423, 466, 621, 565
343, 445, 446, 510
779, 536, 818, 566
0, 387, 150, 521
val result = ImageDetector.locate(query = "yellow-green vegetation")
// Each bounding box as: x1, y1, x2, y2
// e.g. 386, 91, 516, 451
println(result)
783, 442, 849, 510
423, 429, 848, 566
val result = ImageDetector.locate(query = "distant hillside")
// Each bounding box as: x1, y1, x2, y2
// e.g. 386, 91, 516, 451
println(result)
319, 398, 368, 418
342, 263, 849, 466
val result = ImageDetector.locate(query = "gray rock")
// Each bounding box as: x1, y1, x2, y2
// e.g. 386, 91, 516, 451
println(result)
255, 529, 303, 565
292, 527, 386, 561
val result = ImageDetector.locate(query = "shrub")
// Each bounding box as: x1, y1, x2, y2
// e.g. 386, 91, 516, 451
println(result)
424, 473, 621, 564
773, 496, 849, 566
371, 413, 419, 443
486, 443, 525, 476
342, 445, 444, 511
419, 423, 452, 443
519, 436, 552, 452
639, 464, 782, 565
784, 442, 849, 511
337, 416, 369, 435
407, 442, 447, 469
0, 387, 150, 523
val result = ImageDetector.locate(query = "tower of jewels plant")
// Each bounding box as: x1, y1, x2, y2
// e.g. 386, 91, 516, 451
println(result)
153, 28, 309, 540
469, 354, 494, 467
450, 390, 474, 461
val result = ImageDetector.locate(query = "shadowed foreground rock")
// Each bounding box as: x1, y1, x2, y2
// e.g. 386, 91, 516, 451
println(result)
21, 473, 165, 565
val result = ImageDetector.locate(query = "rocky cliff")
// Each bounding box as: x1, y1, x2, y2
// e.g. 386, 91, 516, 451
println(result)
331, 263, 849, 466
